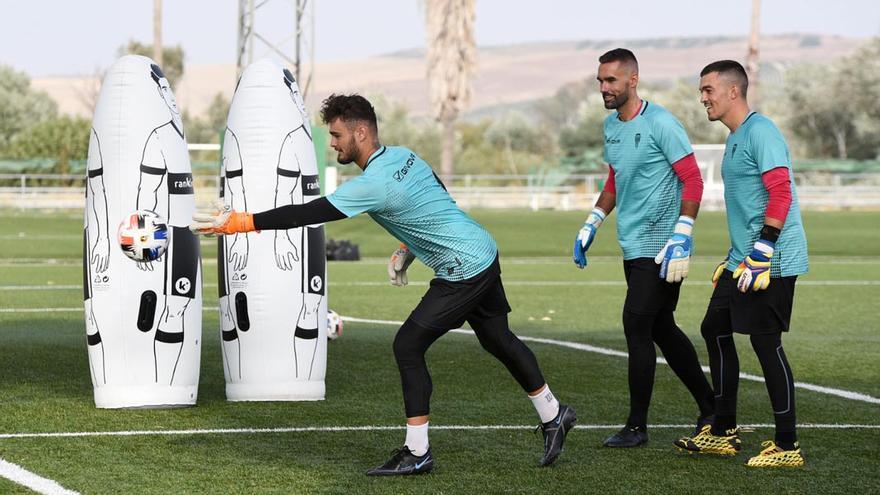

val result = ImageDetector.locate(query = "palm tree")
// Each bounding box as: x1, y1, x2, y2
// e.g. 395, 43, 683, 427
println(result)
426, 0, 476, 182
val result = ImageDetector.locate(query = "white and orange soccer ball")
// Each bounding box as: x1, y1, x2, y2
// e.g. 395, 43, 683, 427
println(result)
117, 210, 169, 262
327, 309, 344, 340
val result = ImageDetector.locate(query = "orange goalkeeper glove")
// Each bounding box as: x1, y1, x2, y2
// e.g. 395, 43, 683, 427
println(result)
190, 199, 257, 236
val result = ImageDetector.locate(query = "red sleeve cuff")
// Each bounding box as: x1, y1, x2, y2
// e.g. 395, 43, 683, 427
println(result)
672, 153, 703, 203
762, 166, 792, 223
603, 165, 616, 194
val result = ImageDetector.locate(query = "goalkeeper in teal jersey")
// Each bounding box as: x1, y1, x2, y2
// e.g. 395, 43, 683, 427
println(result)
572, 48, 715, 448
674, 60, 808, 468
192, 94, 576, 475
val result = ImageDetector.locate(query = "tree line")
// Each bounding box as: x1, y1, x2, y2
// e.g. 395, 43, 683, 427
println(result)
2, 39, 878, 175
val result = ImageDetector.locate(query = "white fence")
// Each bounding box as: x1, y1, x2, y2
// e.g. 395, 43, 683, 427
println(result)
3, 170, 880, 211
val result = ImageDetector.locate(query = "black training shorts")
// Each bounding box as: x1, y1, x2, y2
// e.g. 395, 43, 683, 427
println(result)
708, 270, 797, 334
409, 255, 511, 331
623, 258, 682, 316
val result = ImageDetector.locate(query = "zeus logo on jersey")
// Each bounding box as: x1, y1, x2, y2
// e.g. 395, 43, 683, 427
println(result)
605, 137, 621, 144
393, 153, 416, 182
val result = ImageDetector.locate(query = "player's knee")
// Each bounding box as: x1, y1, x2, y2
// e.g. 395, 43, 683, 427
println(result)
700, 309, 727, 342
623, 311, 651, 341
749, 332, 781, 357
392, 319, 428, 365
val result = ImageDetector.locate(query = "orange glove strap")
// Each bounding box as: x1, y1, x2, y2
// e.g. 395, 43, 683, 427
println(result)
219, 212, 257, 234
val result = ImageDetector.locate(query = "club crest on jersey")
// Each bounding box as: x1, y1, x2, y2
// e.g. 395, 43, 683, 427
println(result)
634, 133, 641, 148
730, 144, 738, 157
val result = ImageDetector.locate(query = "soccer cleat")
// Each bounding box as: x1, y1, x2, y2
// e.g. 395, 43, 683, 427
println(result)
536, 403, 577, 466
602, 426, 648, 448
674, 424, 741, 456
695, 414, 714, 435
746, 441, 805, 468
365, 446, 434, 476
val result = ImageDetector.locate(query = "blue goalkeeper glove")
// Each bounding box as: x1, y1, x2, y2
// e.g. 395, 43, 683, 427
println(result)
654, 216, 694, 283
732, 239, 774, 292
573, 207, 606, 269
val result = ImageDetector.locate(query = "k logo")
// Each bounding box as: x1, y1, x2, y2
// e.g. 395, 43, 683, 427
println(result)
634, 133, 641, 148
310, 275, 323, 292
175, 277, 191, 294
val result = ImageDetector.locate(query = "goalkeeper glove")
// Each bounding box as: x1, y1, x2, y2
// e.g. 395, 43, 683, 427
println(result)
388, 244, 416, 286
191, 199, 257, 236
733, 239, 774, 292
712, 248, 732, 287
573, 207, 606, 269
654, 215, 694, 283
733, 225, 780, 293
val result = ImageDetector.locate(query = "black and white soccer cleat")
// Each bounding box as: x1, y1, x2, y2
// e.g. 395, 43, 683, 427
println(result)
366, 446, 434, 476
537, 403, 578, 467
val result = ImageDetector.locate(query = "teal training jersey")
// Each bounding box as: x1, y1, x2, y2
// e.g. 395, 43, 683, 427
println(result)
326, 146, 497, 281
603, 101, 693, 259
721, 112, 808, 277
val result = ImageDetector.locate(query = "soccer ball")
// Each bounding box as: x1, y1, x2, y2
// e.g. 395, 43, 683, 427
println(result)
117, 210, 169, 262
326, 309, 344, 340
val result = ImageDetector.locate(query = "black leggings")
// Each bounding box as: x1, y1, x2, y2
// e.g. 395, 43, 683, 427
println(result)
701, 308, 797, 442
623, 310, 714, 429
393, 315, 546, 418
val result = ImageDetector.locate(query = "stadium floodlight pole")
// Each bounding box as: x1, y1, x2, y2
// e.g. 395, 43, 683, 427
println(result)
153, 0, 162, 66
747, 0, 761, 109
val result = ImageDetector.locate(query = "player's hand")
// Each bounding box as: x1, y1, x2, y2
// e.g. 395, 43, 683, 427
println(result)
654, 216, 694, 283
274, 232, 299, 270
573, 207, 606, 269
732, 240, 774, 292
712, 248, 732, 287
388, 244, 416, 286
191, 199, 256, 236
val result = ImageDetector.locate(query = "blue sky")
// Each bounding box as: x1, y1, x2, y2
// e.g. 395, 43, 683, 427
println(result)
3, 0, 879, 76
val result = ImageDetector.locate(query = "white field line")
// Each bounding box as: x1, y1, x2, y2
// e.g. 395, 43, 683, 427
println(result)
0, 458, 79, 495
0, 423, 877, 441
344, 316, 880, 405
3, 279, 880, 291
1, 308, 878, 405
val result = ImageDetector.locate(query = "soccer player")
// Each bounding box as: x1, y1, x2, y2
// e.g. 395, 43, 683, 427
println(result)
572, 48, 714, 448
674, 60, 808, 468
192, 94, 577, 475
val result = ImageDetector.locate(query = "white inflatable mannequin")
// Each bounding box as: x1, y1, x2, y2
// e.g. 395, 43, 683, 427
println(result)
220, 59, 327, 401
85, 55, 202, 408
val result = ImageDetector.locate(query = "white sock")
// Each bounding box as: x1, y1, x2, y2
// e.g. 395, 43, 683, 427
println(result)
529, 385, 560, 424
404, 422, 429, 456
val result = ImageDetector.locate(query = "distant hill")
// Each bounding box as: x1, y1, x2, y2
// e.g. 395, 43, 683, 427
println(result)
32, 34, 869, 122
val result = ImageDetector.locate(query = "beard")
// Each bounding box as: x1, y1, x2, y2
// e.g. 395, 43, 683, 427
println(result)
336, 139, 357, 165
603, 91, 629, 110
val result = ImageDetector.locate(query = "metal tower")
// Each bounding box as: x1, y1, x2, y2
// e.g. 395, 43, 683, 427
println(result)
236, 0, 314, 97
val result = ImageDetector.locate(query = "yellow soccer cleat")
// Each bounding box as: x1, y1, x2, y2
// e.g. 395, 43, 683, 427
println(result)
674, 424, 741, 456
746, 441, 805, 468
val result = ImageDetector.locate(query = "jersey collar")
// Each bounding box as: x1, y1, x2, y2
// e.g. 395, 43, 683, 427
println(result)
364, 145, 387, 170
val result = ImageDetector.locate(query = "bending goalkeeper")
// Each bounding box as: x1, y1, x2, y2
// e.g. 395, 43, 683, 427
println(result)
192, 94, 577, 476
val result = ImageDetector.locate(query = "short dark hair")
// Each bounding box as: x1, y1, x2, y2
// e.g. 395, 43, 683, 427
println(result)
700, 60, 749, 97
150, 64, 165, 85
320, 94, 377, 129
599, 48, 638, 72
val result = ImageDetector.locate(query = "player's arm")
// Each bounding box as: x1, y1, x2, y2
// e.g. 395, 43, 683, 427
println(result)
655, 153, 703, 282
191, 198, 346, 235
733, 167, 791, 292
733, 123, 793, 292
652, 113, 702, 282
572, 166, 615, 269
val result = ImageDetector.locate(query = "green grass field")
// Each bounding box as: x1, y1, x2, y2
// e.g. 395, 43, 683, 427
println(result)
1, 209, 878, 494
